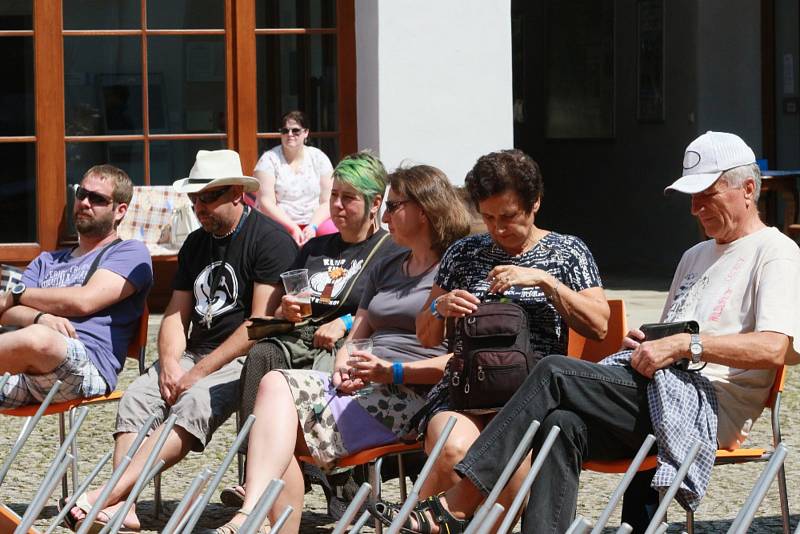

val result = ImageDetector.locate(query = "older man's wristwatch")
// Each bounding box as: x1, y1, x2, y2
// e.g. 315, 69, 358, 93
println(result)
689, 333, 703, 364
11, 282, 26, 306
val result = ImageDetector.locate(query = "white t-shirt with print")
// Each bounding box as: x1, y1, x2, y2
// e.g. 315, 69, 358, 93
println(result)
661, 226, 800, 449
254, 145, 333, 225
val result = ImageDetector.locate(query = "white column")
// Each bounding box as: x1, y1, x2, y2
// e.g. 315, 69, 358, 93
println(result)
355, 0, 513, 185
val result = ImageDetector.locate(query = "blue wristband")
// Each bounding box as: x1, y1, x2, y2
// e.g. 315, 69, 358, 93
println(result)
340, 314, 354, 331
430, 297, 443, 320
392, 361, 404, 384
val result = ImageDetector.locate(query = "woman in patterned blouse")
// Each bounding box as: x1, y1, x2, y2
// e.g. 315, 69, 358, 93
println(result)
412, 149, 610, 527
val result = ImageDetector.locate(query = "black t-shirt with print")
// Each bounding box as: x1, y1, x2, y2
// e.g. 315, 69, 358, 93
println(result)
174, 208, 298, 355
291, 228, 399, 322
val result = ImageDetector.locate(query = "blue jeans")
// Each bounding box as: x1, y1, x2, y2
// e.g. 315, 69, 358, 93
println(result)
454, 355, 654, 534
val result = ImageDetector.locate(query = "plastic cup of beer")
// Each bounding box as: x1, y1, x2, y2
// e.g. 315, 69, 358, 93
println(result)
280, 269, 312, 317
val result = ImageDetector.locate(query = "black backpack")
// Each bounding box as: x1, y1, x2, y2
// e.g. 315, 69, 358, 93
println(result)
448, 301, 542, 411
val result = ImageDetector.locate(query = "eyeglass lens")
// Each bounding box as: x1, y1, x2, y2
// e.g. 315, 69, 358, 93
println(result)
75, 186, 113, 206
189, 186, 230, 204
280, 127, 303, 135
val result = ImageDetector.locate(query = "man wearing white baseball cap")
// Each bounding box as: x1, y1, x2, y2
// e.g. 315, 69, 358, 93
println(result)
369, 132, 800, 534
66, 150, 298, 532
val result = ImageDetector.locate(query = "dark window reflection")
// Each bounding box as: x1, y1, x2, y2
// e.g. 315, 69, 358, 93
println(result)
256, 35, 337, 133
66, 142, 144, 187
65, 37, 142, 136
257, 0, 335, 28
147, 0, 224, 29
0, 37, 34, 136
0, 143, 36, 243
257, 136, 338, 168
64, 0, 139, 30
148, 36, 226, 133
150, 139, 227, 186
0, 1, 32, 30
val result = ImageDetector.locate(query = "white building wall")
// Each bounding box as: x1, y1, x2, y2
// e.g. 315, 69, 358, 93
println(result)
356, 0, 513, 185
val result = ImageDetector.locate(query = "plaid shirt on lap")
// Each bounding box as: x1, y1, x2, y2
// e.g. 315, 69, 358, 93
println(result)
601, 350, 718, 511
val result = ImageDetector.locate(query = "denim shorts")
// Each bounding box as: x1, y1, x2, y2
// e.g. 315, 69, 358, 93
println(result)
0, 336, 108, 410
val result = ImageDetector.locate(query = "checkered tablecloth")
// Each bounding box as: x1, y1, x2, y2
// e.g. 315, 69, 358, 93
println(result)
117, 186, 195, 256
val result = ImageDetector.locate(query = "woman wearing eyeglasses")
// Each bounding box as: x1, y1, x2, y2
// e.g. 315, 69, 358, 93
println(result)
216, 164, 470, 534
253, 110, 335, 246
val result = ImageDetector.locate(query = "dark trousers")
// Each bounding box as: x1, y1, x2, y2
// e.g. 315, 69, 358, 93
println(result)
454, 355, 654, 534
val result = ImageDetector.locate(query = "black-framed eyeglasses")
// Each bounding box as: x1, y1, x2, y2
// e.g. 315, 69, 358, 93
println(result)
188, 186, 231, 205
75, 186, 114, 207
280, 127, 305, 135
384, 199, 411, 213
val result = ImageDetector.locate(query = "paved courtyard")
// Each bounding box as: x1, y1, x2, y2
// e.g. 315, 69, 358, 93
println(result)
1, 278, 798, 533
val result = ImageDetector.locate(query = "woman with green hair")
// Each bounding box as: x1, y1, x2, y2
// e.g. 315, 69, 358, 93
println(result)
218, 151, 399, 511
217, 162, 471, 534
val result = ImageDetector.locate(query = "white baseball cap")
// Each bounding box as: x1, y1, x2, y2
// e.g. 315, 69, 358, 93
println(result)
665, 131, 756, 194
173, 149, 260, 194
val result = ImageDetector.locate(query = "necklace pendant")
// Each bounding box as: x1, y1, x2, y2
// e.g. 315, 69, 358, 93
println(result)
201, 308, 213, 329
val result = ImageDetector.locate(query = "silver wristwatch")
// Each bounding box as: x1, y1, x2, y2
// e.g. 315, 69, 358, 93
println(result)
689, 333, 703, 364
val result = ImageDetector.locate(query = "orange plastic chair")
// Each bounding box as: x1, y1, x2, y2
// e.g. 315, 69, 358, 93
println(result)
568, 300, 790, 533
0, 502, 38, 533
298, 441, 423, 533
0, 306, 149, 500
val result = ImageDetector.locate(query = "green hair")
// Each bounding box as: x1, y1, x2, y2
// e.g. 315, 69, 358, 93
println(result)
333, 151, 388, 202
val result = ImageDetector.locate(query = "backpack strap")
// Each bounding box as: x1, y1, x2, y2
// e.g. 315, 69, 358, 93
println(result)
82, 238, 123, 286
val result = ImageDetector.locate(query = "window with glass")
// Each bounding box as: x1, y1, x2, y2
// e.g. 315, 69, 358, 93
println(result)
0, 1, 35, 244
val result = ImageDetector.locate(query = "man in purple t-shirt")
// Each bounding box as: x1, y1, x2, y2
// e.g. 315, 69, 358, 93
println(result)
0, 164, 153, 409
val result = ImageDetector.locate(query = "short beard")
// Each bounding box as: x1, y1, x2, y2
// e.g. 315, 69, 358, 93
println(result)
75, 213, 115, 238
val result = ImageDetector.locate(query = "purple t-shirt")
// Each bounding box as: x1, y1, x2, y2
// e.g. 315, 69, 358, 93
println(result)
22, 240, 153, 391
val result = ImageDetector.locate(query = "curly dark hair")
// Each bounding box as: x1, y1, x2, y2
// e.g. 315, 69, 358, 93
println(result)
464, 149, 544, 213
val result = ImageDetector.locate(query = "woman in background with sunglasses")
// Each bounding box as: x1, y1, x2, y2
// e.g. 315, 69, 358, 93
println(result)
254, 110, 335, 246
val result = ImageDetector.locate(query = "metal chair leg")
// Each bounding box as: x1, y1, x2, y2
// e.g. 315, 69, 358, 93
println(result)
370, 459, 383, 534
69, 408, 80, 495
154, 472, 163, 518
398, 454, 407, 502
59, 412, 68, 500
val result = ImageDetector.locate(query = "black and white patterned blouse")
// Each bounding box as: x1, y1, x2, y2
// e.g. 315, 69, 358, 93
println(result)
436, 231, 603, 355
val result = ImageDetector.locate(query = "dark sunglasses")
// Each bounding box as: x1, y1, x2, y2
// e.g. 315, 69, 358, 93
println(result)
384, 199, 411, 213
75, 186, 114, 206
279, 127, 305, 135
188, 186, 231, 205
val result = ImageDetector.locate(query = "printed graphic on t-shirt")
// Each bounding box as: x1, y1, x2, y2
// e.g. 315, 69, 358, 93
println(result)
194, 260, 239, 318
309, 258, 364, 307
40, 263, 90, 288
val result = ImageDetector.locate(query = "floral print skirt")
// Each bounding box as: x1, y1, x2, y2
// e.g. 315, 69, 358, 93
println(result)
276, 369, 427, 472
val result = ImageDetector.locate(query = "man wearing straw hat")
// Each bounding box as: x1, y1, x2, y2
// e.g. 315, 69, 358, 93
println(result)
65, 149, 297, 532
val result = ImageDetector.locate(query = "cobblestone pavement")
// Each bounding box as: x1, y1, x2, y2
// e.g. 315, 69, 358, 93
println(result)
1, 284, 799, 533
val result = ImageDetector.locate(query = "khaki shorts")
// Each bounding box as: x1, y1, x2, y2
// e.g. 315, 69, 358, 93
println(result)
115, 352, 244, 451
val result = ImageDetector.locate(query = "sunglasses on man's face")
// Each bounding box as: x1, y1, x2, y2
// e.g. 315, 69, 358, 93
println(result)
75, 186, 114, 207
280, 127, 305, 136
188, 186, 231, 205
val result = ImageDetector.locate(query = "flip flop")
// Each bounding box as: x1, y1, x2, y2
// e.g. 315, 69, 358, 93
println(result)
69, 494, 139, 534
220, 485, 246, 508
58, 493, 93, 532
57, 497, 79, 531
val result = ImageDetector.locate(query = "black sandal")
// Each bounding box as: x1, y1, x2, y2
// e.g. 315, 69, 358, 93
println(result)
368, 493, 469, 534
